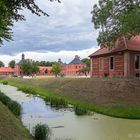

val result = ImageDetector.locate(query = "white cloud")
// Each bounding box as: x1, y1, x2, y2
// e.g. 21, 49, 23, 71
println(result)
0, 47, 99, 66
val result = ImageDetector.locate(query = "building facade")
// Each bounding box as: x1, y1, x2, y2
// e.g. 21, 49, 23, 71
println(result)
60, 55, 86, 76
89, 36, 140, 78
0, 67, 14, 75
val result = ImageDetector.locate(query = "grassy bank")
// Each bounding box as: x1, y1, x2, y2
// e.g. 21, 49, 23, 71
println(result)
0, 91, 21, 116
0, 102, 32, 140
1, 77, 140, 119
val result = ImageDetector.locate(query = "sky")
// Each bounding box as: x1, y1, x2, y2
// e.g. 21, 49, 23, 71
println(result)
0, 0, 99, 66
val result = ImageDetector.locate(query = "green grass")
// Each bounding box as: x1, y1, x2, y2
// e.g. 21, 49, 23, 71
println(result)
0, 102, 32, 140
1, 80, 8, 85
74, 105, 88, 115
33, 124, 51, 140
1, 77, 140, 119
0, 91, 21, 116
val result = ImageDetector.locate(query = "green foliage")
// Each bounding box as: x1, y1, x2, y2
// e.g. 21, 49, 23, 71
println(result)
35, 61, 55, 67
81, 58, 90, 67
77, 67, 90, 76
33, 124, 51, 140
20, 60, 39, 75
91, 0, 140, 47
8, 60, 16, 68
74, 105, 88, 115
18, 87, 37, 95
0, 0, 60, 46
0, 91, 21, 116
1, 80, 8, 85
0, 61, 5, 67
47, 97, 68, 108
52, 62, 62, 77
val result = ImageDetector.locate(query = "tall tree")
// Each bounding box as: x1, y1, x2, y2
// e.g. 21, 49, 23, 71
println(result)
91, 0, 140, 47
52, 62, 62, 77
0, 0, 60, 47
20, 60, 39, 75
8, 60, 16, 68
0, 61, 5, 67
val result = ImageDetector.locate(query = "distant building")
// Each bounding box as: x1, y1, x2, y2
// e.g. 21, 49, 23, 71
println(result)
89, 36, 140, 78
37, 66, 53, 76
61, 55, 86, 76
0, 54, 87, 77
15, 54, 53, 76
14, 54, 33, 76
0, 67, 14, 76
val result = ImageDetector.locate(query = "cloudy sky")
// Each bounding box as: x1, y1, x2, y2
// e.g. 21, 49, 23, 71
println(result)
0, 0, 99, 65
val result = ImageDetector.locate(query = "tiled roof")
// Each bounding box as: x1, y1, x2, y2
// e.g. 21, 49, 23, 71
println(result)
69, 55, 84, 65
89, 36, 140, 57
0, 67, 14, 73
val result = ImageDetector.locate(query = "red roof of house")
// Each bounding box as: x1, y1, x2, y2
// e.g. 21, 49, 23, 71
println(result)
0, 67, 14, 73
89, 36, 140, 57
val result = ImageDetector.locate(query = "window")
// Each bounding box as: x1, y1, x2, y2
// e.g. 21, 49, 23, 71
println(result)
110, 56, 114, 70
99, 57, 103, 70
135, 55, 140, 69
136, 73, 140, 78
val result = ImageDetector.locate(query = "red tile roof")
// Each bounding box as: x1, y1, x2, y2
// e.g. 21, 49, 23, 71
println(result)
89, 36, 140, 57
0, 67, 14, 73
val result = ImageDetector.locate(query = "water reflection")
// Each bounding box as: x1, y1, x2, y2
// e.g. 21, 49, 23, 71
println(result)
0, 84, 140, 140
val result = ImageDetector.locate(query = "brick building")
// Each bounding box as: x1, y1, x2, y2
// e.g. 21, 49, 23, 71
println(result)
89, 36, 140, 78
60, 55, 86, 76
0, 67, 14, 75
15, 54, 53, 76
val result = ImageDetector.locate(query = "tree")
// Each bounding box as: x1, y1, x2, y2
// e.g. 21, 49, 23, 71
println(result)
82, 58, 90, 67
91, 0, 140, 47
51, 62, 62, 77
0, 61, 5, 67
45, 69, 48, 75
77, 67, 90, 77
0, 0, 60, 47
20, 60, 39, 76
8, 60, 16, 68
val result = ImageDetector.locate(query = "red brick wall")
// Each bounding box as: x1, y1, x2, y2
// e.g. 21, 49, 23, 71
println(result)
91, 53, 124, 77
62, 64, 86, 76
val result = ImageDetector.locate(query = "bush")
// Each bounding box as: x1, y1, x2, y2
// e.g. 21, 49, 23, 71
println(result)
74, 105, 88, 115
33, 124, 51, 140
50, 97, 67, 108
0, 91, 21, 116
1, 81, 8, 85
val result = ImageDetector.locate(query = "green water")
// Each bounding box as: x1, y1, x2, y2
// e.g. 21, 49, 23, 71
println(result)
0, 84, 140, 140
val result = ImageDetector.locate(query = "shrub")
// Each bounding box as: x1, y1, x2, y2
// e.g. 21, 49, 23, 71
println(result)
0, 91, 21, 116
74, 105, 88, 115
33, 124, 51, 140
1, 81, 8, 85
46, 97, 67, 108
